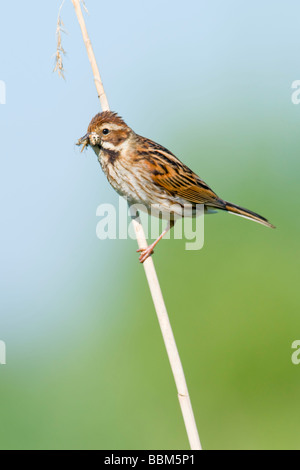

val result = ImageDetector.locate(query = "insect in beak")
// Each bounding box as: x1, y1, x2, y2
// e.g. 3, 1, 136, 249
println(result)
76, 133, 90, 152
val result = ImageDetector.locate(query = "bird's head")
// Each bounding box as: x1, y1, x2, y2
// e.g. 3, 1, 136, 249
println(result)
77, 111, 131, 151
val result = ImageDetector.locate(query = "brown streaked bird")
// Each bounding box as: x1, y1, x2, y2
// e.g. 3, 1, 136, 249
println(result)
77, 111, 275, 263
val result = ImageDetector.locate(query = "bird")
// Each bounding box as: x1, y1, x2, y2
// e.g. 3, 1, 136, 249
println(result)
77, 111, 275, 263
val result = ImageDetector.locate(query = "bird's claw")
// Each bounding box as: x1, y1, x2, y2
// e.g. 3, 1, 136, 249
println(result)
137, 247, 154, 263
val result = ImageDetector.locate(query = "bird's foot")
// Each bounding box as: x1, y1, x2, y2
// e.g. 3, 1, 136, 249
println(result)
137, 245, 155, 263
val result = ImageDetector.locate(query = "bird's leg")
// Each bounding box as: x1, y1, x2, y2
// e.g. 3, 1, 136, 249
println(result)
137, 220, 175, 263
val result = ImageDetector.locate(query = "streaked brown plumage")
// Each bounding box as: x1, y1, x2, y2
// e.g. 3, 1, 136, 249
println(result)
78, 111, 275, 262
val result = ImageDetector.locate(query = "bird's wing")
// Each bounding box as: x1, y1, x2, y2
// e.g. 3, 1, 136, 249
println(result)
135, 136, 222, 206
133, 135, 275, 228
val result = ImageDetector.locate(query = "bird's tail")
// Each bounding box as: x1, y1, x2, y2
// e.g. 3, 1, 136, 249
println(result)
217, 200, 275, 229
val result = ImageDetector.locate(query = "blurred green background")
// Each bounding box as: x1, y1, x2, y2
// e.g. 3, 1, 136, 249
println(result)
0, 0, 300, 450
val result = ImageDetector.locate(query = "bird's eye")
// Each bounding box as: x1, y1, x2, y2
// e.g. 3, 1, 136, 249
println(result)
102, 128, 110, 135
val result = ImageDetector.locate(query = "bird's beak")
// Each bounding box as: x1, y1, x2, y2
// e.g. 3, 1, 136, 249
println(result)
76, 133, 90, 152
